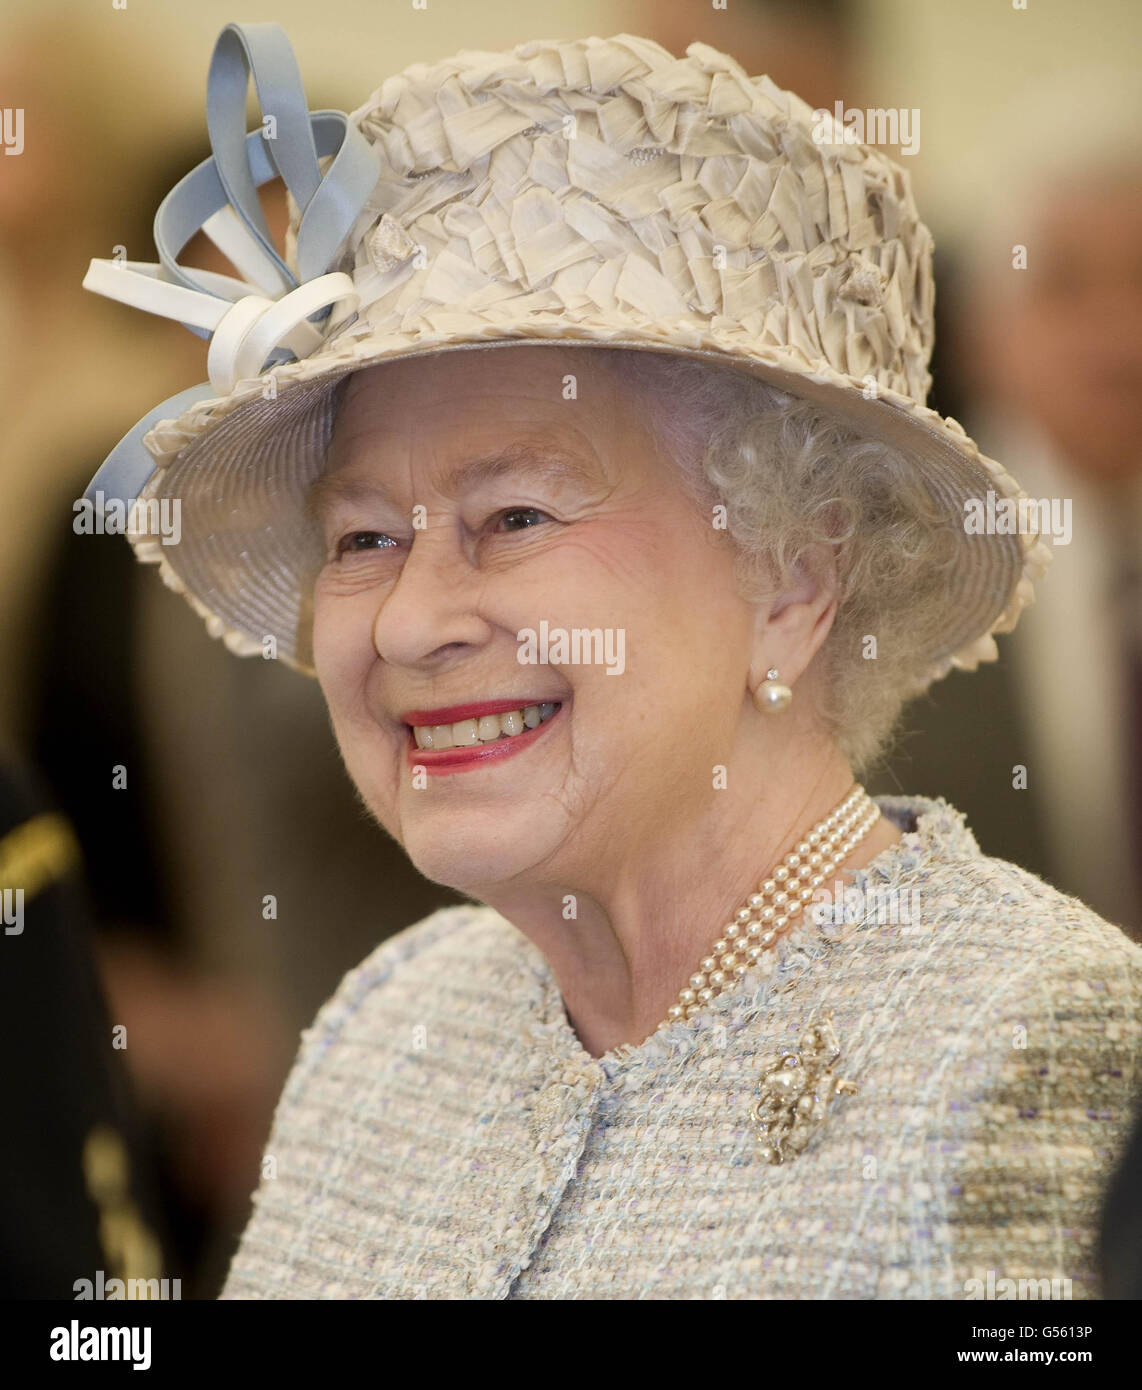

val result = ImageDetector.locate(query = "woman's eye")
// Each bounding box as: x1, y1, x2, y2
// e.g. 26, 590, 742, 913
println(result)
334, 531, 398, 557
495, 507, 550, 532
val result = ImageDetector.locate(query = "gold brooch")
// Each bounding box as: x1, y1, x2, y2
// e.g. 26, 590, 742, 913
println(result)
750, 1013, 858, 1165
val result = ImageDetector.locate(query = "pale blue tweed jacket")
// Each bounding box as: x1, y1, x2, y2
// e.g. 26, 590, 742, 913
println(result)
221, 796, 1142, 1299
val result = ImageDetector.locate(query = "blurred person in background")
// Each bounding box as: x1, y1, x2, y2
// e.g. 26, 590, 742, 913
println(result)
0, 15, 199, 745
868, 70, 1142, 938
0, 751, 174, 1298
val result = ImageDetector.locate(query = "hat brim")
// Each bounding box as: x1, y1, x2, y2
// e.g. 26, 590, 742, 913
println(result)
131, 321, 1051, 682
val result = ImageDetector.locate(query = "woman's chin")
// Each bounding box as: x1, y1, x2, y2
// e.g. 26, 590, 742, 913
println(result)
402, 831, 556, 898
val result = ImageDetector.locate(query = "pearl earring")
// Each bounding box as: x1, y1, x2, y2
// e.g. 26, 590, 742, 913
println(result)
753, 667, 792, 714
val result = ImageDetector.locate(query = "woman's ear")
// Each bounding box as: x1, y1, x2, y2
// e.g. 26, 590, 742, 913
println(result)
747, 543, 840, 693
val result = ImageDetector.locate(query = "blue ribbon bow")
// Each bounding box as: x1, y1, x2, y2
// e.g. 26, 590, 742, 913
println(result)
82, 21, 381, 509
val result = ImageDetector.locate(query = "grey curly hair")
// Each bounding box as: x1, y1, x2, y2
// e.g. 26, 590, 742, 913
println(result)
596, 348, 962, 776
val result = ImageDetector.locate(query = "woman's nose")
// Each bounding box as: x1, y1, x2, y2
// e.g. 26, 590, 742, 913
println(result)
371, 525, 492, 668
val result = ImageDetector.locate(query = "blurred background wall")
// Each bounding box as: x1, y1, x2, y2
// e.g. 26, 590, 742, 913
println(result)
2, 0, 1140, 1298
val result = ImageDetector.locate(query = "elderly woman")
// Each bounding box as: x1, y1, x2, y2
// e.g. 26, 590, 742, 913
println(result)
83, 23, 1142, 1299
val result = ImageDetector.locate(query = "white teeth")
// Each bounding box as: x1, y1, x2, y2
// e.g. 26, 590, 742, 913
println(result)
411, 702, 560, 748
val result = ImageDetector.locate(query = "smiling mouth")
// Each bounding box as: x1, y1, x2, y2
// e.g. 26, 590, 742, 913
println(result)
403, 700, 565, 776
408, 702, 561, 750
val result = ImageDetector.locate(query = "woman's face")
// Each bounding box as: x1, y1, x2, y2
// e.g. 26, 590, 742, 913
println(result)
312, 346, 759, 895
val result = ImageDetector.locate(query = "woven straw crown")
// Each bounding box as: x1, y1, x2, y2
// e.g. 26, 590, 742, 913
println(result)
94, 29, 1051, 681
348, 34, 934, 399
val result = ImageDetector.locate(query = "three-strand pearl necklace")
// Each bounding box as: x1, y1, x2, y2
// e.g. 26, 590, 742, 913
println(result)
664, 784, 880, 1026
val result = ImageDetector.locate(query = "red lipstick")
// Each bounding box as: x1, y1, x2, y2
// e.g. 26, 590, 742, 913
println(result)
405, 702, 564, 776
401, 697, 554, 726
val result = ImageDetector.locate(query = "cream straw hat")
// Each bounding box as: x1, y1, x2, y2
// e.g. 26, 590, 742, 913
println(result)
83, 21, 1051, 680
